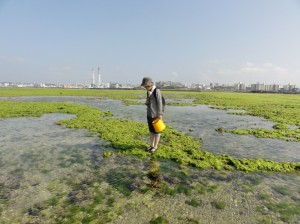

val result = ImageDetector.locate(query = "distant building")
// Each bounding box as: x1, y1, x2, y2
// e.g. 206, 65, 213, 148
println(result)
265, 84, 279, 92
0, 82, 11, 87
63, 83, 88, 89
210, 83, 219, 89
17, 83, 34, 88
234, 82, 246, 91
211, 83, 235, 91
193, 83, 205, 89
110, 83, 119, 88
283, 83, 296, 91
251, 83, 265, 91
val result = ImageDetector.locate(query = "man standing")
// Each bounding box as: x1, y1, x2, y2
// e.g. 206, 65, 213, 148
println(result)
141, 77, 164, 153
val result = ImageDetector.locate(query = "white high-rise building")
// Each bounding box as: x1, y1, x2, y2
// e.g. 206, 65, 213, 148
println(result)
91, 69, 95, 88
98, 67, 101, 87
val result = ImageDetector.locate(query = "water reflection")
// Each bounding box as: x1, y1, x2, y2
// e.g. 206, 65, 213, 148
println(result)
147, 158, 161, 189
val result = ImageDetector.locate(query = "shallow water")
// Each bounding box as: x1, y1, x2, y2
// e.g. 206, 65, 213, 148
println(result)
0, 96, 300, 223
0, 113, 105, 222
5, 96, 299, 162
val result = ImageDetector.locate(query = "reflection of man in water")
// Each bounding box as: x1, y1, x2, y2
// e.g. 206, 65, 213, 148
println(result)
141, 77, 164, 153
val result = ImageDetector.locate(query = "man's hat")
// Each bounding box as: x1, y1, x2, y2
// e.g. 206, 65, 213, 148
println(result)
141, 77, 153, 86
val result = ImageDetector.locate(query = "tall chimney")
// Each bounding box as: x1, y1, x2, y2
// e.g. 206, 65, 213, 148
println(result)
92, 69, 95, 87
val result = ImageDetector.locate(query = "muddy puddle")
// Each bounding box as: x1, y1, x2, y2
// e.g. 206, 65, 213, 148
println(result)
0, 96, 299, 223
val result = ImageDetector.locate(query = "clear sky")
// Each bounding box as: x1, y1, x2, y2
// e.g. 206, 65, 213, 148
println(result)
1, 0, 300, 86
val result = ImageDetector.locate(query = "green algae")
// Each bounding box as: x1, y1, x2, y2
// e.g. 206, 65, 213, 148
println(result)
48, 196, 60, 206
257, 217, 272, 224
106, 197, 115, 207
161, 185, 177, 196
105, 168, 140, 196
239, 175, 264, 193
273, 186, 293, 196
257, 192, 270, 201
265, 201, 300, 222
226, 127, 300, 142
211, 200, 226, 210
273, 123, 289, 130
150, 216, 170, 224
147, 159, 161, 188
185, 198, 202, 207
122, 99, 143, 106
42, 177, 122, 224
186, 218, 199, 224
167, 101, 194, 106
244, 175, 263, 186
0, 100, 300, 173
196, 184, 218, 194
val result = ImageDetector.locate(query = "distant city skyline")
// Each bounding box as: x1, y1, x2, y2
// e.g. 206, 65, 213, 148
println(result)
1, 1, 300, 86
1, 79, 297, 88
2, 80, 299, 94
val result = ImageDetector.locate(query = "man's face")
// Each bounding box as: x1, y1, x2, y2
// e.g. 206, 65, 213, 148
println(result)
144, 85, 152, 90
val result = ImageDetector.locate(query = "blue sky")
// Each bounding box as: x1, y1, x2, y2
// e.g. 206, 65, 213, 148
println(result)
1, 0, 300, 86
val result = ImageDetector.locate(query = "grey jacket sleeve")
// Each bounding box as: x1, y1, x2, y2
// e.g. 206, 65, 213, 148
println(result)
147, 89, 164, 118
155, 89, 164, 116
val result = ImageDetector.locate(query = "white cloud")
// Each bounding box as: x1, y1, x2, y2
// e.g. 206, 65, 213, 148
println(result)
204, 62, 298, 85
238, 62, 289, 76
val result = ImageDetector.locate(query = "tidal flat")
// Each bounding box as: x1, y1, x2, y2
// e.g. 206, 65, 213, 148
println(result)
0, 89, 300, 223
